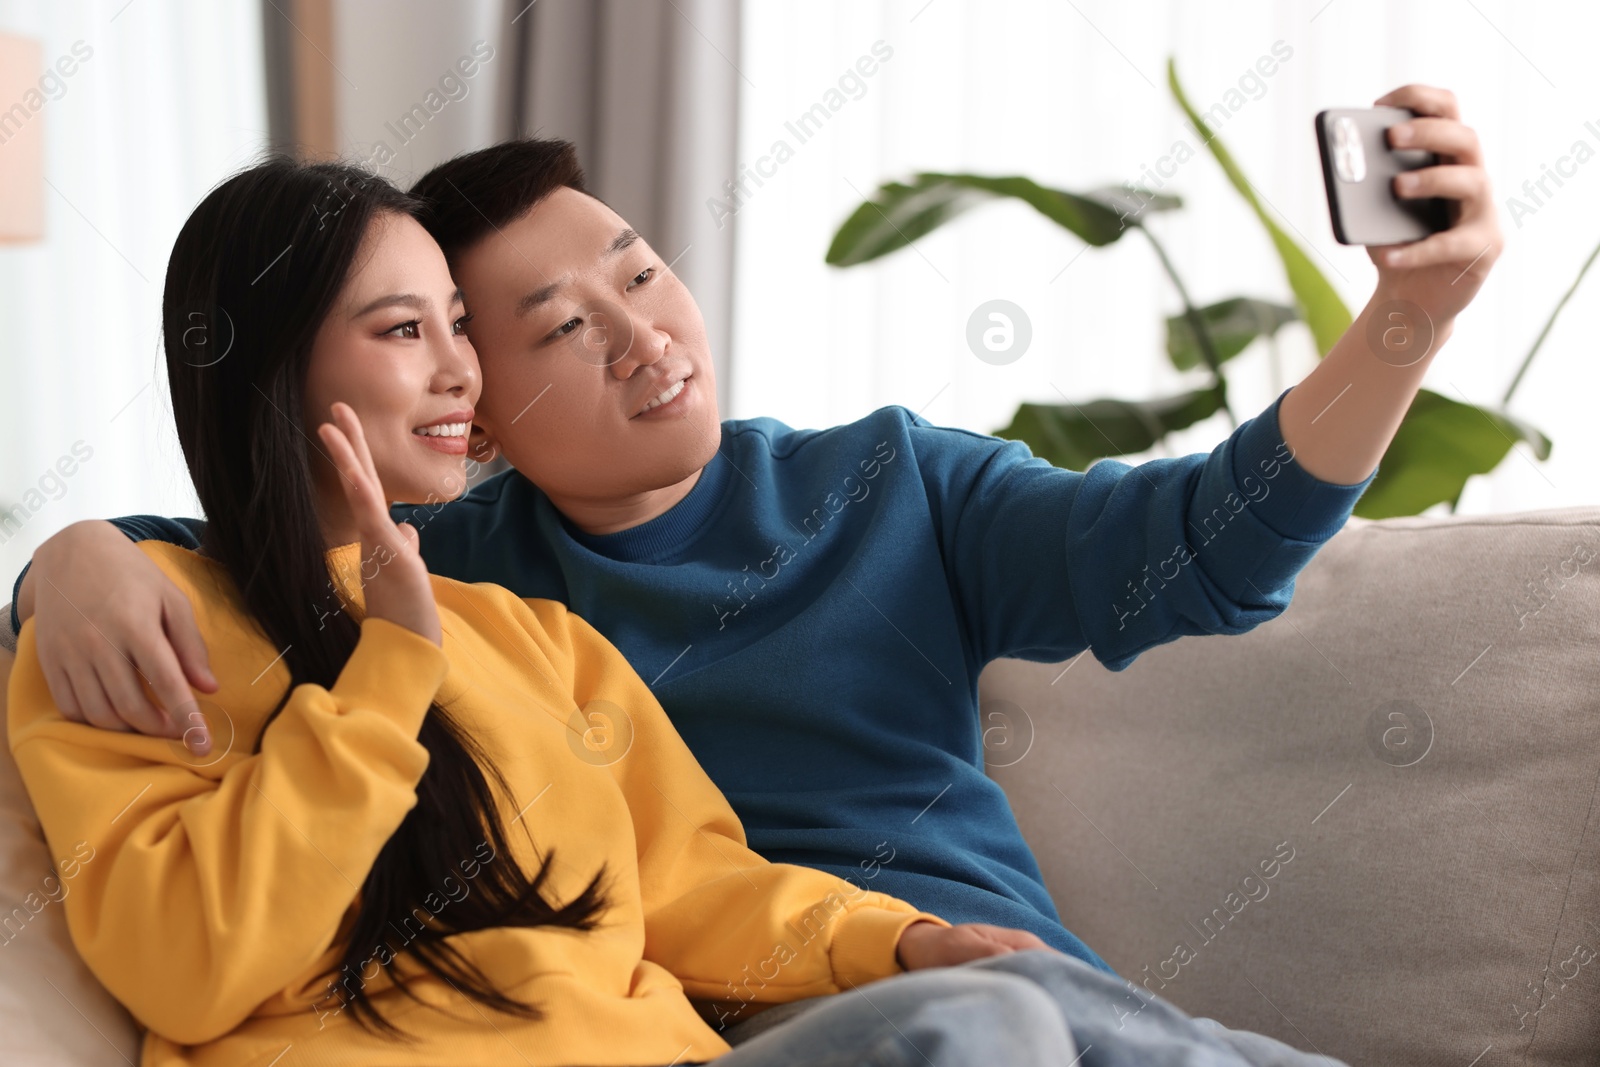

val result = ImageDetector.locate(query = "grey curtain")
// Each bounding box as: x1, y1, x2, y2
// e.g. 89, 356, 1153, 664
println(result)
507, 0, 742, 415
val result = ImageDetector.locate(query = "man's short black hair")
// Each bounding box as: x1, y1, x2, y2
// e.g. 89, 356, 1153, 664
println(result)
410, 138, 595, 263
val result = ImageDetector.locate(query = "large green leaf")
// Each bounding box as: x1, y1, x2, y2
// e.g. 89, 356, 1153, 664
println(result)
1080, 184, 1185, 226
1166, 297, 1298, 372
1356, 389, 1553, 519
1166, 58, 1351, 357
826, 173, 1176, 267
993, 387, 1225, 472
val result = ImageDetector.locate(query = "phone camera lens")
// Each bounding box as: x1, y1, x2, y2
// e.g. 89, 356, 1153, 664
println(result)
1333, 116, 1367, 183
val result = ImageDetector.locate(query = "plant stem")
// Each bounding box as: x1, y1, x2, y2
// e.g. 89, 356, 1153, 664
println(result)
1135, 222, 1237, 429
1503, 233, 1600, 407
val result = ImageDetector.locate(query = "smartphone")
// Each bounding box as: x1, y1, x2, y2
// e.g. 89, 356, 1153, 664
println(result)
1315, 106, 1451, 246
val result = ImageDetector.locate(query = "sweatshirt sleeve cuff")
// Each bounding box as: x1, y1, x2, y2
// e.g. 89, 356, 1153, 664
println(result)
332, 617, 449, 724
830, 905, 951, 990
1229, 387, 1378, 543
9, 569, 23, 637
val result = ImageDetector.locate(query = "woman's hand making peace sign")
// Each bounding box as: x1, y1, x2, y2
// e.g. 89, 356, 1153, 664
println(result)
315, 401, 441, 646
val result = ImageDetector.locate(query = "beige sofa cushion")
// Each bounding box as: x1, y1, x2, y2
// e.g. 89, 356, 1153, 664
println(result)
983, 506, 1600, 1067
0, 633, 144, 1065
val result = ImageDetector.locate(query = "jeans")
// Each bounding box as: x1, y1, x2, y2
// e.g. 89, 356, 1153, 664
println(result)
702, 950, 1349, 1067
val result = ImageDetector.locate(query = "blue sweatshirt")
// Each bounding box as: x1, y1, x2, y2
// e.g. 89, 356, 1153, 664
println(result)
12, 389, 1374, 974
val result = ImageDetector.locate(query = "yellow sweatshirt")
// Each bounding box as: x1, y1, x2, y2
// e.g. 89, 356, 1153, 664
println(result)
7, 541, 949, 1067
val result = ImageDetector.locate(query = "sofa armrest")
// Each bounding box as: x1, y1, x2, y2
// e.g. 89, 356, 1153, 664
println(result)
0, 613, 145, 1064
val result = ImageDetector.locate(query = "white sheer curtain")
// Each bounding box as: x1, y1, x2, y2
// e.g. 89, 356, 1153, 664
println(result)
0, 0, 266, 588
729, 0, 1600, 515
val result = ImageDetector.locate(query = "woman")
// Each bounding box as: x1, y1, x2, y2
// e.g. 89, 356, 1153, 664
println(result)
5, 158, 1342, 1067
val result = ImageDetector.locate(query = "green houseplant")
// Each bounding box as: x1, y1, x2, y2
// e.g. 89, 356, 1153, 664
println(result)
825, 58, 1581, 519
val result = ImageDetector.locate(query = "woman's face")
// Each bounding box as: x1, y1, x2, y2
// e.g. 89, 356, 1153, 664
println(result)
303, 211, 481, 511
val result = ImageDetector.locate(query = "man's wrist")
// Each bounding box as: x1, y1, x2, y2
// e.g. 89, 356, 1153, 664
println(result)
894, 919, 938, 969
1369, 281, 1457, 349
17, 520, 118, 625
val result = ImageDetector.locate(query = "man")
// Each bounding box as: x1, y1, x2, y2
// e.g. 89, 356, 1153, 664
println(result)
13, 84, 1498, 1017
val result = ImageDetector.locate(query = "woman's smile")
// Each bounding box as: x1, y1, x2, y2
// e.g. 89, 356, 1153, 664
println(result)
412, 412, 474, 455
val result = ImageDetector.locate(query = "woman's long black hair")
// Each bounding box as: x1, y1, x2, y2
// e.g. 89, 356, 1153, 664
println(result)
161, 157, 607, 1038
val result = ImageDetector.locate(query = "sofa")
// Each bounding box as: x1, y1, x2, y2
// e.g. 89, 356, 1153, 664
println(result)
3, 505, 1597, 1065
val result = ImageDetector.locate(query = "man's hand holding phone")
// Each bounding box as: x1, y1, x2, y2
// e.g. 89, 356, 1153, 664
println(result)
1277, 83, 1503, 487
1346, 85, 1502, 328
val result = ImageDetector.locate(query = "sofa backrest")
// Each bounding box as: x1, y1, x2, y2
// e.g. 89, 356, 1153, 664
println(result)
982, 506, 1600, 1067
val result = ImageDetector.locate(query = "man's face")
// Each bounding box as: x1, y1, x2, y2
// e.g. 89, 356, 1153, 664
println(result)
453, 187, 721, 507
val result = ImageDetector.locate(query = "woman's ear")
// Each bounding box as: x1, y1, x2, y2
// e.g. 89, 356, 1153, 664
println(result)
468, 423, 500, 466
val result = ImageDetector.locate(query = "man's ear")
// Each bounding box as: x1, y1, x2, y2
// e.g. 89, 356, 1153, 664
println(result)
468, 423, 500, 466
